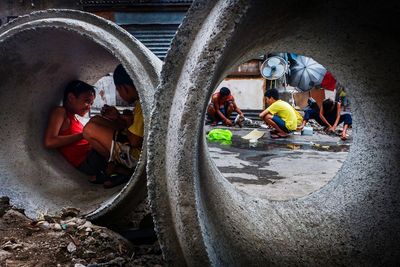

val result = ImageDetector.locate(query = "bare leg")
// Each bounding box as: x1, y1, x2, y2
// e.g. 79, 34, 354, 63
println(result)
225, 104, 234, 123
83, 121, 114, 158
341, 124, 349, 140
262, 114, 287, 136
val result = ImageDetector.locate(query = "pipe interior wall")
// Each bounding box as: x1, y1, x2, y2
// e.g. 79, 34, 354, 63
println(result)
0, 10, 162, 220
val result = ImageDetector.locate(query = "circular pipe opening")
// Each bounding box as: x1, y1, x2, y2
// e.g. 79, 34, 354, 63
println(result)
0, 10, 161, 220
205, 54, 352, 201
148, 1, 400, 265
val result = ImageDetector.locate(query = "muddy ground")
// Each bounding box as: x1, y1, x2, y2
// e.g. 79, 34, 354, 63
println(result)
0, 197, 164, 267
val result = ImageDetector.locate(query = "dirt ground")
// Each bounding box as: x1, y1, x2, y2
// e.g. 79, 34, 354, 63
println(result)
0, 197, 165, 267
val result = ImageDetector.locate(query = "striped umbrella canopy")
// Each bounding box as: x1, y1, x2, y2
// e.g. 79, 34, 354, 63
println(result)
288, 55, 327, 92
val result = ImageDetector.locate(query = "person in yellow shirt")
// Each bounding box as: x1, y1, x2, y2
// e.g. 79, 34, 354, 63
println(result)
83, 64, 144, 188
259, 88, 302, 139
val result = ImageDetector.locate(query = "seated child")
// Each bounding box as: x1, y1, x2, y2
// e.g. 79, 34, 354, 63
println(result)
44, 80, 107, 181
83, 64, 144, 188
259, 88, 303, 138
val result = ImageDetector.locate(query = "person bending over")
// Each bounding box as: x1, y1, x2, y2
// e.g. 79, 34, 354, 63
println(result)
319, 98, 352, 140
83, 64, 144, 188
297, 97, 326, 131
207, 87, 244, 126
44, 80, 107, 181
259, 88, 303, 139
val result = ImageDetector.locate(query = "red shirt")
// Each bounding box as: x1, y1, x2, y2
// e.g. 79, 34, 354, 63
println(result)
58, 112, 91, 167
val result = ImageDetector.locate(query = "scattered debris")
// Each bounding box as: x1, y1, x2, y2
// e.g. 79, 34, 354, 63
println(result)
0, 199, 165, 266
67, 242, 77, 253
287, 144, 301, 150
61, 207, 81, 219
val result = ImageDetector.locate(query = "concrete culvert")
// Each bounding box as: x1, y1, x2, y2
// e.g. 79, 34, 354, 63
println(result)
148, 0, 400, 266
0, 10, 162, 221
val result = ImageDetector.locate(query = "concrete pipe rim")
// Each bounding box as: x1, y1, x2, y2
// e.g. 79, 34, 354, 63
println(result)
148, 0, 400, 265
0, 9, 161, 221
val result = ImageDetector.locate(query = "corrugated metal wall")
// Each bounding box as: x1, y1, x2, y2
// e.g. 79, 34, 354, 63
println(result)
115, 11, 186, 60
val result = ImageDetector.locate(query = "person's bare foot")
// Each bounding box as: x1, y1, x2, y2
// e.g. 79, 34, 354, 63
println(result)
270, 132, 288, 139
340, 134, 348, 141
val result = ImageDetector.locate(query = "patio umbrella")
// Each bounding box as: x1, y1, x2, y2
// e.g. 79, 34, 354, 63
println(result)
288, 55, 327, 92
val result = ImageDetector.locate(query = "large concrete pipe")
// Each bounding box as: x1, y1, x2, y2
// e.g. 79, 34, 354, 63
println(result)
0, 10, 162, 220
148, 0, 400, 265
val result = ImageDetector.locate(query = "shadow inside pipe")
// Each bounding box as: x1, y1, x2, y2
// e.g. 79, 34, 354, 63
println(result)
205, 52, 353, 201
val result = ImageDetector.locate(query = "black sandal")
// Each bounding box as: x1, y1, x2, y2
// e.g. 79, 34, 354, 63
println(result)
103, 173, 131, 188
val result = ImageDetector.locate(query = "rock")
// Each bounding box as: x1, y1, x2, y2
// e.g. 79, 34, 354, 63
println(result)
1, 241, 23, 251
66, 222, 77, 228
37, 221, 50, 230
67, 242, 77, 253
78, 221, 93, 230
76, 218, 86, 226
99, 233, 108, 239
52, 223, 62, 231
74, 264, 86, 267
0, 249, 12, 261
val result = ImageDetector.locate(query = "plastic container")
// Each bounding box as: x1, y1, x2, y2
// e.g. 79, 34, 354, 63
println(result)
301, 126, 313, 136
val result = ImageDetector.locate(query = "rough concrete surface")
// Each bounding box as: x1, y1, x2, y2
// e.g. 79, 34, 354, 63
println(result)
147, 0, 400, 266
0, 10, 162, 221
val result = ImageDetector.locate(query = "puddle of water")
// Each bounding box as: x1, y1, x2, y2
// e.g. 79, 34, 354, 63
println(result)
208, 135, 350, 153
206, 132, 350, 200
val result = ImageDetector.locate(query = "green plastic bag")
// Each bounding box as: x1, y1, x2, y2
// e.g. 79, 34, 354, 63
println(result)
207, 129, 232, 145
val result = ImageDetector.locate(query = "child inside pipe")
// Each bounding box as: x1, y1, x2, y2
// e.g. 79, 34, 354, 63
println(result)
259, 88, 303, 139
83, 64, 144, 188
44, 80, 108, 182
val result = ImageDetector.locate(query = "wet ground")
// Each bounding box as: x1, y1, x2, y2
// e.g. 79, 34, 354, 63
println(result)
206, 125, 351, 201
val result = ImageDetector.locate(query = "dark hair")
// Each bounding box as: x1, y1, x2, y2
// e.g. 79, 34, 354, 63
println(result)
308, 97, 319, 111
265, 88, 279, 100
113, 64, 135, 87
220, 87, 231, 97
63, 80, 95, 104
322, 99, 335, 112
